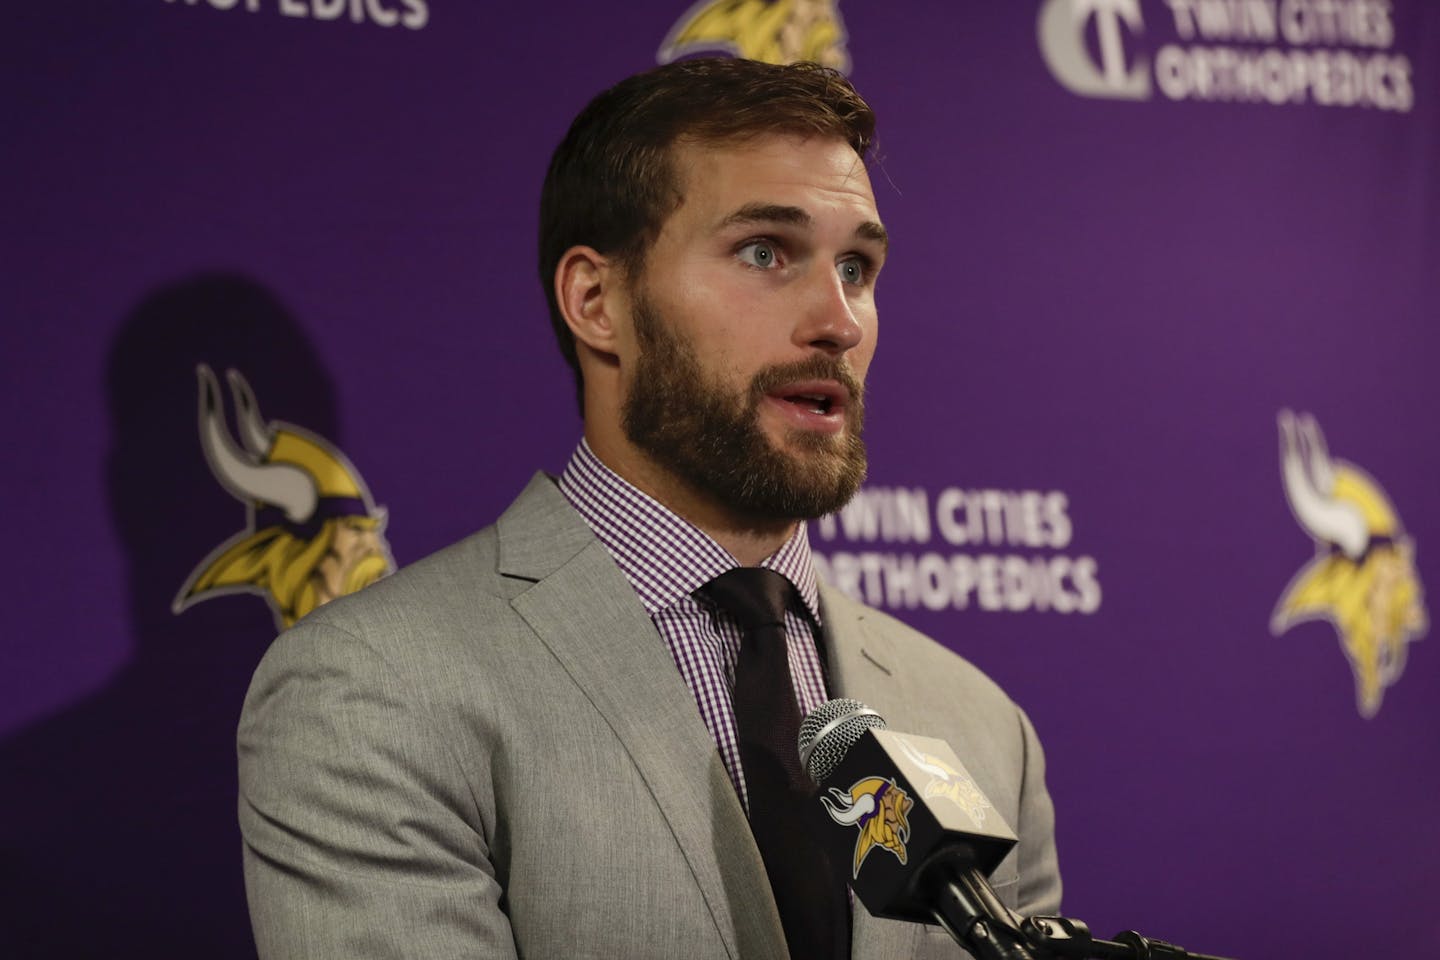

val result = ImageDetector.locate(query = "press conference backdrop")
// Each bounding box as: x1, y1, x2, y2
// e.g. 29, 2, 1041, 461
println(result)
5, 1, 1437, 957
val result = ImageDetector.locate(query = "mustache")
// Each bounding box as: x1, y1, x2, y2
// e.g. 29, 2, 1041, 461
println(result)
748, 355, 865, 405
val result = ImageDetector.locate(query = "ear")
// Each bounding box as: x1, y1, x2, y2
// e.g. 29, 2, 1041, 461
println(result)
554, 245, 626, 358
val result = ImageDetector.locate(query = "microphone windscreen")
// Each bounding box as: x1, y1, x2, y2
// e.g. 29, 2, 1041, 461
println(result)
798, 698, 887, 783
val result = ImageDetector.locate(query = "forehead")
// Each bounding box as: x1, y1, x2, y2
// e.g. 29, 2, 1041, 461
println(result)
665, 133, 879, 229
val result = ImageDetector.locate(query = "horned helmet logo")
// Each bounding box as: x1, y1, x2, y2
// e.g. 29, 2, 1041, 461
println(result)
1271, 411, 1427, 718
820, 776, 913, 878
174, 365, 394, 630
896, 737, 991, 825
658, 0, 851, 72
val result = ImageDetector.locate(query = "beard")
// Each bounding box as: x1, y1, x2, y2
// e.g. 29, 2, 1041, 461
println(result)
621, 291, 867, 524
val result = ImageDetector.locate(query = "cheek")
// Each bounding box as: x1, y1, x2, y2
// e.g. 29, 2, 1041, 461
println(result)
659, 292, 763, 369
853, 314, 879, 377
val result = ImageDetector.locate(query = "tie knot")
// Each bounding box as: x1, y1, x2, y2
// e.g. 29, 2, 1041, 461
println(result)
696, 567, 796, 631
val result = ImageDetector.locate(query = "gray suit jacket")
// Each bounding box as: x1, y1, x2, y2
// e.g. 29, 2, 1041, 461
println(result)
239, 474, 1061, 959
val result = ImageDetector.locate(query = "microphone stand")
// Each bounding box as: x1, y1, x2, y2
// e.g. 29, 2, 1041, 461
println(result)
1018, 915, 1239, 960
916, 848, 1042, 960
914, 849, 1239, 960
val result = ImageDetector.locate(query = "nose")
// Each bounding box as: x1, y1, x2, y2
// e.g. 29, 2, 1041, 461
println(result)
796, 268, 865, 355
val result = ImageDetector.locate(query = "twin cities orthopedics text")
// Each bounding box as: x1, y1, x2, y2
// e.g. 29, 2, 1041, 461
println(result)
162, 0, 429, 30
813, 487, 1102, 616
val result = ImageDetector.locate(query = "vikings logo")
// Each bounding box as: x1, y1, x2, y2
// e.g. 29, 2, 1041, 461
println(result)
1271, 411, 1427, 718
174, 365, 394, 630
820, 776, 913, 878
896, 737, 991, 825
658, 0, 851, 73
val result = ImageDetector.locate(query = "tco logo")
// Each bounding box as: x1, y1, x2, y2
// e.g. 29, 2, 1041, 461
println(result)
1037, 0, 1151, 100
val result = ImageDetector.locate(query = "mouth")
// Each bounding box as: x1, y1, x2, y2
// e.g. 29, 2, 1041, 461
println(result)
777, 379, 848, 411
784, 393, 835, 415
764, 379, 850, 432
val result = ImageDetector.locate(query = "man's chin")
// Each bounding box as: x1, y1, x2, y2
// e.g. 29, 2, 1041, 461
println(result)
786, 432, 856, 459
752, 439, 867, 518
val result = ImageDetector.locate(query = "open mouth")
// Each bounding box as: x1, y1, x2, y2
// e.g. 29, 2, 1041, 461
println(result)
766, 379, 850, 426
783, 392, 835, 415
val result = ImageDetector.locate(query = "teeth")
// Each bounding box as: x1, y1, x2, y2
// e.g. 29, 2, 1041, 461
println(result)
800, 395, 829, 413
782, 392, 834, 414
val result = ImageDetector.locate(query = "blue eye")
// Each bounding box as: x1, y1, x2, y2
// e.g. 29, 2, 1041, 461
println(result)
738, 241, 779, 268
837, 258, 866, 285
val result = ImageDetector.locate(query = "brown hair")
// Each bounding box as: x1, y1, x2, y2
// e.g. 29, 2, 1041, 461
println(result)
538, 57, 877, 413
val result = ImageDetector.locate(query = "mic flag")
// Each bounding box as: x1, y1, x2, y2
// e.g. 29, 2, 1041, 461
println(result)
800, 701, 1018, 925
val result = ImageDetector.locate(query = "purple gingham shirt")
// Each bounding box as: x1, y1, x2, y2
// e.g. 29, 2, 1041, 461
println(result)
558, 439, 832, 812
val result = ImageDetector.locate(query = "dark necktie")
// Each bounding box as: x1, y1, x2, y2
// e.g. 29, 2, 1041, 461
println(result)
696, 567, 850, 960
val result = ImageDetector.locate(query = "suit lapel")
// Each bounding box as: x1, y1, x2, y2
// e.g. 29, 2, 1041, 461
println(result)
496, 475, 788, 960
819, 583, 926, 960
819, 580, 919, 734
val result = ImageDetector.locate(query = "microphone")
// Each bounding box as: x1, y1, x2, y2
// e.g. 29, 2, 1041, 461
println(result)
800, 700, 1240, 960
798, 698, 1038, 960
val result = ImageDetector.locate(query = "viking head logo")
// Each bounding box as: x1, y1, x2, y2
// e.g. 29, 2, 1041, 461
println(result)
658, 0, 850, 72
896, 737, 991, 825
820, 776, 913, 878
174, 365, 394, 629
1272, 411, 1426, 717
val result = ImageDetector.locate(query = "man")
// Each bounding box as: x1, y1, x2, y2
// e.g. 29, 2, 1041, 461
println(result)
239, 57, 1061, 959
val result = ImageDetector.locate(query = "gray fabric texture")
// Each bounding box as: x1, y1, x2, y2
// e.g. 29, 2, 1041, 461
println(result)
238, 473, 1062, 959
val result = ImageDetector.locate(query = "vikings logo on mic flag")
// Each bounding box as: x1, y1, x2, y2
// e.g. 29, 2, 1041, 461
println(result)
821, 776, 914, 878
174, 365, 394, 630
896, 736, 995, 826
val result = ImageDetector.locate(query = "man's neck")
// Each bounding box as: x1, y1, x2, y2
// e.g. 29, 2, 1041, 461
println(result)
582, 429, 797, 567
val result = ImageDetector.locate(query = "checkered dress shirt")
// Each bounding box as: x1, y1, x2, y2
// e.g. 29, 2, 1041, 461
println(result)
558, 439, 832, 811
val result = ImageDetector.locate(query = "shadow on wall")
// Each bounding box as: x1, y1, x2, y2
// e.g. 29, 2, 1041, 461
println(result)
0, 275, 337, 958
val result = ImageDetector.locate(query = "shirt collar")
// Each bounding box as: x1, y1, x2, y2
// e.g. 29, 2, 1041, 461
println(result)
558, 439, 822, 624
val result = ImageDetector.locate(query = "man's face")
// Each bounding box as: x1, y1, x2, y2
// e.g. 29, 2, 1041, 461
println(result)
619, 134, 886, 524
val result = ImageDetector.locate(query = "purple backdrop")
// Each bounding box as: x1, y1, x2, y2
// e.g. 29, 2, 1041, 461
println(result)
6, 1, 1438, 957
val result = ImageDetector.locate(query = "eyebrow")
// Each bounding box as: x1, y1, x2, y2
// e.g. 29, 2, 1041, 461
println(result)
718, 202, 889, 253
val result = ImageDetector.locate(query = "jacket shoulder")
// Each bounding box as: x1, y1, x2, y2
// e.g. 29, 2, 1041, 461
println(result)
821, 584, 1015, 713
